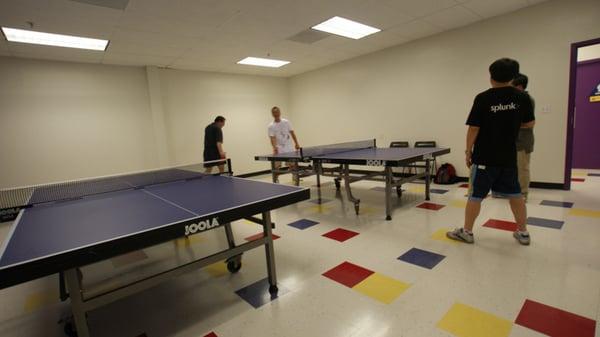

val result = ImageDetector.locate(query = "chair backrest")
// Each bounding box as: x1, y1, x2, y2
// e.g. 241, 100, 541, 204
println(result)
414, 141, 437, 148
390, 141, 410, 148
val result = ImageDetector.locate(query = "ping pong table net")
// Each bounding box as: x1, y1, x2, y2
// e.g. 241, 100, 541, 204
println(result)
299, 139, 375, 158
0, 159, 232, 212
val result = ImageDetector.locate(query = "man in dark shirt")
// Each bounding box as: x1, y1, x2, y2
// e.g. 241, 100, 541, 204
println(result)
204, 116, 226, 173
512, 73, 536, 201
447, 58, 535, 245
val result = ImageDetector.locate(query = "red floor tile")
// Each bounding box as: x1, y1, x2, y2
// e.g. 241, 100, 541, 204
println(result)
204, 332, 218, 337
244, 233, 280, 241
515, 299, 596, 337
322, 261, 374, 288
572, 178, 585, 182
416, 202, 445, 211
483, 219, 518, 232
459, 183, 469, 188
322, 228, 360, 242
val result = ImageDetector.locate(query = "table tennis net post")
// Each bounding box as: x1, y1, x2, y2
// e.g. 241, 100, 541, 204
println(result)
299, 139, 376, 158
0, 159, 232, 212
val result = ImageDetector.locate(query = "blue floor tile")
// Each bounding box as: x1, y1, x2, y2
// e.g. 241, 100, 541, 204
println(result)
235, 278, 288, 309
527, 217, 565, 229
308, 198, 332, 204
287, 219, 319, 230
540, 200, 574, 208
398, 248, 446, 269
430, 188, 449, 194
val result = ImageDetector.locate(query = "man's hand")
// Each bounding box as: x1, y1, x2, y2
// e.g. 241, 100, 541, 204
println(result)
295, 143, 301, 150
220, 151, 226, 159
465, 150, 473, 168
273, 147, 279, 155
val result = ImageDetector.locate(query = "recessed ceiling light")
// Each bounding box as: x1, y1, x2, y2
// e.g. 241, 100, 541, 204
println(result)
311, 16, 381, 39
237, 57, 290, 68
1, 27, 109, 51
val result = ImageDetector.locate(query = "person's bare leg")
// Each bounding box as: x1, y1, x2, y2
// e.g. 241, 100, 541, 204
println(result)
464, 200, 481, 232
204, 166, 213, 174
509, 196, 527, 231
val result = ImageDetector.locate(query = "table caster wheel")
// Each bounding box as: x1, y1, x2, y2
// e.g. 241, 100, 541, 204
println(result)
334, 179, 341, 190
269, 285, 278, 294
396, 187, 402, 197
386, 215, 392, 221
227, 259, 242, 273
354, 204, 360, 215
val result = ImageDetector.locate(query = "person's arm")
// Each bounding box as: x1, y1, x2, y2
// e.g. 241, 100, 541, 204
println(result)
522, 120, 535, 128
216, 129, 225, 158
290, 130, 300, 150
521, 94, 535, 128
465, 126, 480, 168
270, 136, 278, 154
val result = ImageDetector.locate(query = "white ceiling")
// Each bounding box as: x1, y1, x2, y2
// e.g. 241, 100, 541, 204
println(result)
0, 0, 547, 77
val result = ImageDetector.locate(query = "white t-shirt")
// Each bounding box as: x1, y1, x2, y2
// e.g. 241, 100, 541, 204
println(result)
268, 119, 294, 152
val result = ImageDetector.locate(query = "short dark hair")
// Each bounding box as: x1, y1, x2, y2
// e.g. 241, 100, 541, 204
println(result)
214, 116, 226, 123
512, 73, 529, 89
489, 58, 520, 83
271, 106, 280, 112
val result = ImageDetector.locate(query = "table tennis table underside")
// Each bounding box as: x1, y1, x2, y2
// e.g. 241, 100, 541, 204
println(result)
256, 147, 450, 220
0, 175, 309, 337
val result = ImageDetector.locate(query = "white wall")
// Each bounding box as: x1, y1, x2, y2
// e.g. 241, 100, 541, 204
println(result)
157, 68, 289, 174
0, 57, 158, 186
289, 0, 600, 183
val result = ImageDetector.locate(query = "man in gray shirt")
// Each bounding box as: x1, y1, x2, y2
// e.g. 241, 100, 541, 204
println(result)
512, 73, 536, 201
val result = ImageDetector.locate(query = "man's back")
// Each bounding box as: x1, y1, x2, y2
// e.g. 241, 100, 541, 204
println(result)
467, 86, 534, 167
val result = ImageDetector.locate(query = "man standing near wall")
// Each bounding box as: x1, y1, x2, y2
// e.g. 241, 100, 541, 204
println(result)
512, 73, 536, 201
268, 106, 300, 183
204, 116, 226, 173
447, 58, 535, 245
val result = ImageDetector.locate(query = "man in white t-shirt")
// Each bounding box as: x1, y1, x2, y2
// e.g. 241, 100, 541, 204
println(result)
268, 106, 300, 183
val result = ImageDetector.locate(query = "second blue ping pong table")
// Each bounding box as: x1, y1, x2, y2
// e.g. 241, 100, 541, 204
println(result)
256, 140, 451, 220
0, 160, 309, 337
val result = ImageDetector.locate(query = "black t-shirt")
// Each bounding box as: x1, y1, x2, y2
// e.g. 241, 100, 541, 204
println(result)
466, 87, 534, 167
203, 123, 223, 158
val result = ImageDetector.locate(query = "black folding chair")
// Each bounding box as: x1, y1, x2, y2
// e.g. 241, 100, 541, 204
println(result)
414, 141, 438, 176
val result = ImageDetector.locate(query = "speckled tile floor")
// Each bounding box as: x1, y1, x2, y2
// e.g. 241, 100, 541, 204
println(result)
0, 171, 598, 337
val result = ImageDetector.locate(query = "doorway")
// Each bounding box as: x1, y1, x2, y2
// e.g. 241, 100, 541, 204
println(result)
564, 38, 600, 190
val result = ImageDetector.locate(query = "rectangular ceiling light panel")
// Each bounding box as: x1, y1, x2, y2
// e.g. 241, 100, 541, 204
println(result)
237, 57, 290, 68
1, 27, 109, 51
311, 16, 381, 39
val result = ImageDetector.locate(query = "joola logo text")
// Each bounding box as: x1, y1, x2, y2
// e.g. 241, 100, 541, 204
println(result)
185, 218, 220, 236
490, 103, 517, 113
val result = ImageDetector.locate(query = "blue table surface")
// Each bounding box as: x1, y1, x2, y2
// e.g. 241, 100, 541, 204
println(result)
257, 147, 447, 161
0, 175, 305, 269
313, 147, 448, 161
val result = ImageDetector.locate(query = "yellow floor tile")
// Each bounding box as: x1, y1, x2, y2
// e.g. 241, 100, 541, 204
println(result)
569, 208, 600, 218
450, 199, 468, 208
307, 204, 333, 214
359, 205, 383, 215
174, 234, 205, 247
24, 291, 58, 313
437, 302, 512, 337
353, 273, 410, 304
571, 171, 587, 177
205, 261, 229, 277
408, 185, 426, 193
431, 228, 459, 244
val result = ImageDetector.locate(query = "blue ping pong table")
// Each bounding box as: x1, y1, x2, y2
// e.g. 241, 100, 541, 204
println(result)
256, 140, 450, 220
0, 161, 309, 337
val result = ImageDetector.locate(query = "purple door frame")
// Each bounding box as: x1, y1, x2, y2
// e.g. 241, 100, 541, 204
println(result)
564, 37, 600, 190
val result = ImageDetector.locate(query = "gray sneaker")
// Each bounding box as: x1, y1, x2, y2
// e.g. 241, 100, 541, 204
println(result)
513, 231, 531, 245
446, 228, 474, 244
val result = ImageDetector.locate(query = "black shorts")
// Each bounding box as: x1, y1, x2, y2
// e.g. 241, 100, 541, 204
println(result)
203, 152, 222, 168
468, 165, 521, 201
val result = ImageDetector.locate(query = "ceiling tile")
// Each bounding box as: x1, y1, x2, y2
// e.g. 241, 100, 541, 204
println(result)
462, 0, 529, 18
8, 42, 104, 63
102, 51, 174, 67
422, 5, 482, 30
387, 19, 442, 40
336, 0, 414, 30
382, 0, 460, 18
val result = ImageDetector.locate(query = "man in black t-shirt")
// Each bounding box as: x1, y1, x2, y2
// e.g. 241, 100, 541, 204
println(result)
203, 116, 226, 173
447, 58, 535, 245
